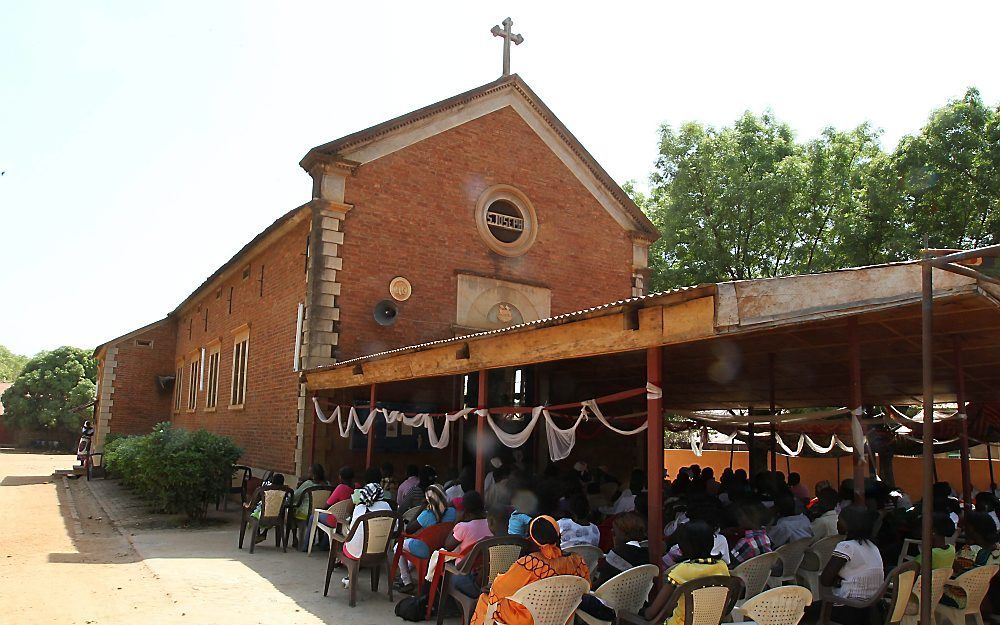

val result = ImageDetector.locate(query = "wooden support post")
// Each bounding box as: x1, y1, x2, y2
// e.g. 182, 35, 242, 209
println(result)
476, 370, 488, 493
848, 317, 866, 504
769, 354, 777, 473
954, 336, 973, 516
365, 384, 376, 469
989, 443, 996, 492
646, 347, 664, 568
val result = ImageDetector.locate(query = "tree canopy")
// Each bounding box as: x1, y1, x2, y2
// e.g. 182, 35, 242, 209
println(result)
639, 88, 999, 291
0, 344, 30, 383
0, 346, 97, 433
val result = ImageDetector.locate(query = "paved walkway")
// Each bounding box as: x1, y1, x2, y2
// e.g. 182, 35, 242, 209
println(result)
1, 450, 448, 625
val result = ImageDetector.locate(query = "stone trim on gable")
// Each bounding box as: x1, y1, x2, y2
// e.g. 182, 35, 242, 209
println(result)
94, 346, 118, 451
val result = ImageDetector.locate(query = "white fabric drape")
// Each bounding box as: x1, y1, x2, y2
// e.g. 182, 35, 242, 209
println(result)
646, 383, 662, 400
776, 434, 806, 457
674, 406, 851, 426
544, 409, 586, 461
355, 407, 379, 435
384, 407, 479, 449
313, 399, 356, 437
485, 406, 587, 462
314, 399, 477, 449
710, 430, 852, 456
803, 434, 837, 454
487, 406, 545, 449
582, 400, 648, 436
850, 408, 867, 461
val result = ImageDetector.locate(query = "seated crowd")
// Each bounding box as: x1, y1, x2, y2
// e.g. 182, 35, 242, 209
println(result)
247, 457, 1000, 624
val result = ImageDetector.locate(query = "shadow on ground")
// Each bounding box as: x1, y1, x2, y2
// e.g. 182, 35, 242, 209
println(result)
1, 475, 54, 486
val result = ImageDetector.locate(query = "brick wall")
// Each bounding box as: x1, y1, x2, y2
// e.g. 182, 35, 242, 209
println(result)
106, 321, 177, 437
335, 106, 635, 361
170, 218, 309, 473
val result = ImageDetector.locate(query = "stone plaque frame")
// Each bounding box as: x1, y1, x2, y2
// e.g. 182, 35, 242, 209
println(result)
474, 184, 538, 257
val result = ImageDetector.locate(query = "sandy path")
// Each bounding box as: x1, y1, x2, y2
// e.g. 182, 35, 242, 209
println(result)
0, 450, 426, 625
0, 451, 184, 625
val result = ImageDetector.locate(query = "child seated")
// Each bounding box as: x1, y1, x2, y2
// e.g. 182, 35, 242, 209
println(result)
665, 521, 730, 625
730, 502, 773, 565
821, 506, 884, 623
918, 512, 957, 571
507, 489, 537, 538
247, 473, 286, 544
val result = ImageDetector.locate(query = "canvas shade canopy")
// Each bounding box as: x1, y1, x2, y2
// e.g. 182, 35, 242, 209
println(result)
303, 260, 1000, 566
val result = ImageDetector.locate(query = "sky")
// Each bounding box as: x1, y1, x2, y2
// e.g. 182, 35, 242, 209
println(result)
1, 1, 998, 357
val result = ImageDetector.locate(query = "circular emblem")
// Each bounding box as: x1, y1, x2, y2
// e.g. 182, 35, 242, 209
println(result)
475, 185, 538, 257
389, 277, 412, 301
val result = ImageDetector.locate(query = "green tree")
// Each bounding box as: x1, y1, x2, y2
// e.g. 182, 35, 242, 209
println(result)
639, 89, 997, 291
0, 346, 97, 433
0, 344, 30, 382
895, 87, 999, 251
645, 112, 896, 290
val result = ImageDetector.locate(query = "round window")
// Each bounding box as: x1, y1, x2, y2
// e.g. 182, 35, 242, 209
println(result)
475, 185, 537, 256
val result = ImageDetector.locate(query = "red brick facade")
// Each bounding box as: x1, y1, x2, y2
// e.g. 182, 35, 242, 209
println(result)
94, 78, 656, 477
106, 321, 177, 436
335, 106, 634, 360
169, 218, 309, 473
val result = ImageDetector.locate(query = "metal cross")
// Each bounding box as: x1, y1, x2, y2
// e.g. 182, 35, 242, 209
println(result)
491, 17, 523, 77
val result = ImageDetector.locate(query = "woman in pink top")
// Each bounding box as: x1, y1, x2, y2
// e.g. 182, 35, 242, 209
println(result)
442, 492, 494, 597
317, 466, 355, 527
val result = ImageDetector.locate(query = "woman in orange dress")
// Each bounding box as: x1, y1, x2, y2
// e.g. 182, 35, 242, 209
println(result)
470, 515, 589, 625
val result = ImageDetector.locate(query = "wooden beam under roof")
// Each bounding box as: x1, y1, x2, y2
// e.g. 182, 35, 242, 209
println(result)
304, 263, 1000, 409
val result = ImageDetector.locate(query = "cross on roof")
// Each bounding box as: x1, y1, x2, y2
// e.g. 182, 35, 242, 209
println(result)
490, 17, 523, 77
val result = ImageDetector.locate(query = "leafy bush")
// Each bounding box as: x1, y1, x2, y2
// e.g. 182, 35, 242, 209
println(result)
103, 423, 242, 520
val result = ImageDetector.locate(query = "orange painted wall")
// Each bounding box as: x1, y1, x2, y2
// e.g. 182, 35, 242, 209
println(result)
663, 449, 999, 498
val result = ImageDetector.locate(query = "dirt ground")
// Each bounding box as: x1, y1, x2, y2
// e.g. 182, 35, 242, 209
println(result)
0, 450, 425, 625
0, 450, 184, 624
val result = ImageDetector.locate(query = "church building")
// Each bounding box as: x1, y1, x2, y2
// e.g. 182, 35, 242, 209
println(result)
92, 71, 659, 478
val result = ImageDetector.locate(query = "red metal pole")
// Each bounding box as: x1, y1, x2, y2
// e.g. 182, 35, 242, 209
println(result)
919, 252, 935, 625
365, 384, 376, 469
475, 370, 488, 493
309, 392, 318, 467
769, 353, 777, 473
646, 347, 664, 568
848, 317, 866, 504
954, 336, 972, 516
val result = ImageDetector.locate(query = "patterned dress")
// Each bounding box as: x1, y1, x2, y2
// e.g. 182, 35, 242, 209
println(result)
470, 547, 589, 625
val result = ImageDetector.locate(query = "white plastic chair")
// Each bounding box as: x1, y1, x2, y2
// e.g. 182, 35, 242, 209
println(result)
730, 551, 781, 621
737, 585, 812, 625
577, 564, 659, 625
483, 575, 590, 625
307, 498, 353, 556
902, 567, 951, 625
768, 538, 812, 588
935, 565, 999, 625
564, 544, 604, 582
798, 535, 844, 601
